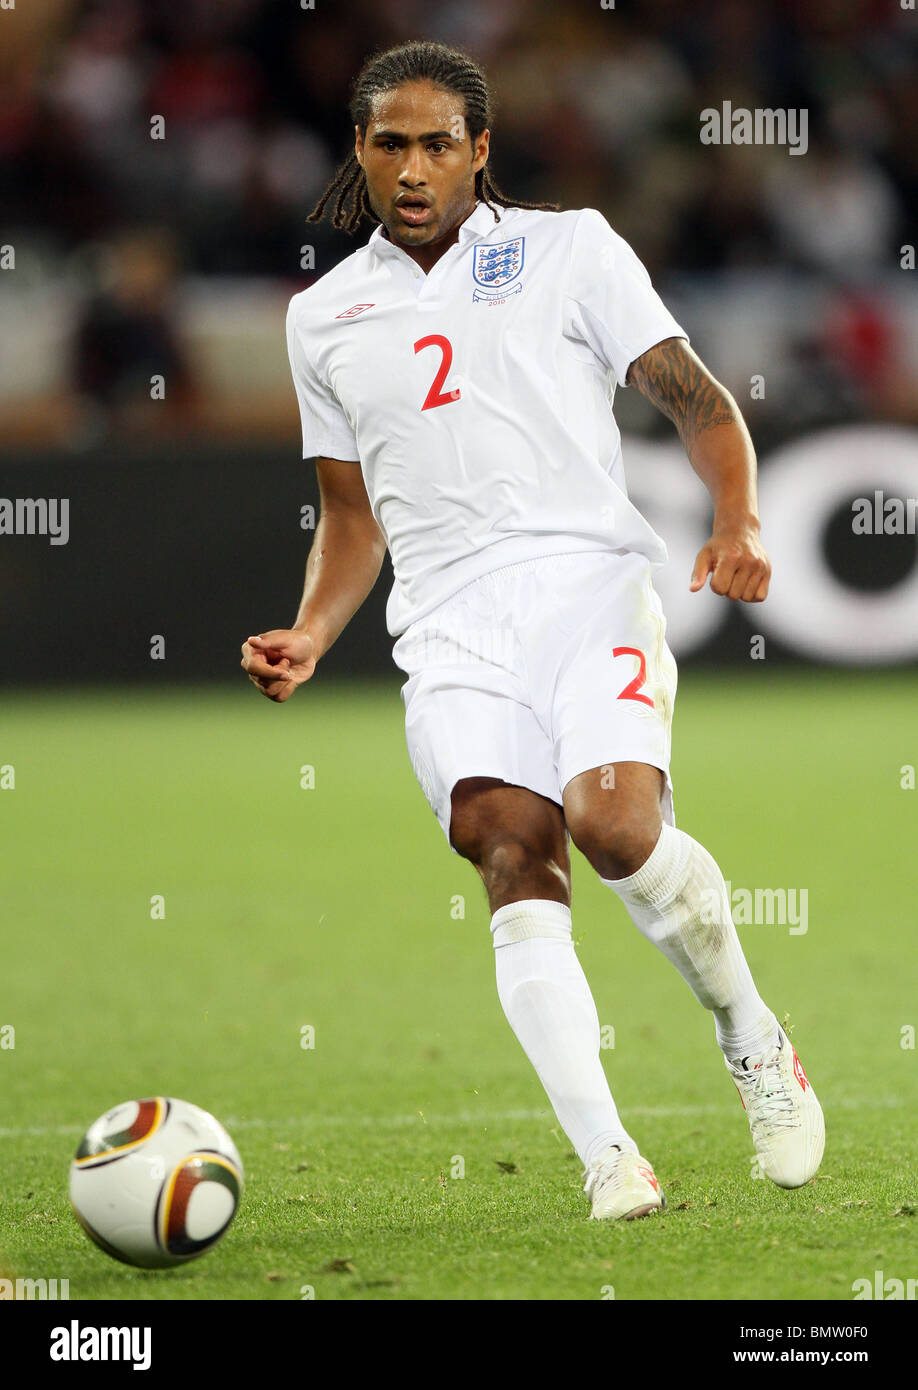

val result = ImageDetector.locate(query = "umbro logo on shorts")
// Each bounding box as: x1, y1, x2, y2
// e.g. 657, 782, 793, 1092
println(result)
335, 303, 375, 319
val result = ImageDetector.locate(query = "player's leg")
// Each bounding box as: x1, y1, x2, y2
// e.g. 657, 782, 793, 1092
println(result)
563, 760, 778, 1058
563, 761, 824, 1188
449, 776, 662, 1218
394, 565, 663, 1215
528, 550, 775, 1057
529, 550, 823, 1188
449, 776, 570, 911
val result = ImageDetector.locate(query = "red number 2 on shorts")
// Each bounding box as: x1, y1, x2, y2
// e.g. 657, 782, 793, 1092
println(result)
612, 646, 655, 708
414, 335, 461, 411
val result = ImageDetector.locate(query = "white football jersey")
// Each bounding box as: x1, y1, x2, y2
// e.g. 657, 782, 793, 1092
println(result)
286, 199, 687, 636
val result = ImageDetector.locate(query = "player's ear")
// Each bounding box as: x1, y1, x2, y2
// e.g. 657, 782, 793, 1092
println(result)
354, 125, 364, 167
472, 127, 490, 175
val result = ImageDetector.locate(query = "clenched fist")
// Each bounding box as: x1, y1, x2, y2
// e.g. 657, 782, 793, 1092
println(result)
690, 521, 772, 603
240, 629, 317, 702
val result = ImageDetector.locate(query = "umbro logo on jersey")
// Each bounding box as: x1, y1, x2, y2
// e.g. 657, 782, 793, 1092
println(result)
335, 303, 375, 319
472, 236, 525, 303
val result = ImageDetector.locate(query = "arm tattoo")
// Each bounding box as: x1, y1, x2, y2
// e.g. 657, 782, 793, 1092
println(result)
626, 338, 738, 457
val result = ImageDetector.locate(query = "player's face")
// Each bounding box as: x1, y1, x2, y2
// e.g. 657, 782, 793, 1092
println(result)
355, 81, 489, 258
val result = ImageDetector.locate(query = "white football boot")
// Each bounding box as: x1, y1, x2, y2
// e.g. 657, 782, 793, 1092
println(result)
726, 1024, 825, 1188
583, 1145, 666, 1220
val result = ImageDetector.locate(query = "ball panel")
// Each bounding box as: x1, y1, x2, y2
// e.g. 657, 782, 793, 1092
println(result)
74, 1097, 169, 1167
160, 1154, 241, 1256
69, 1097, 243, 1269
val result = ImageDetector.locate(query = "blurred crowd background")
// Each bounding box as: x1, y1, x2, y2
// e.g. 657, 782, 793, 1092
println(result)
1, 0, 917, 450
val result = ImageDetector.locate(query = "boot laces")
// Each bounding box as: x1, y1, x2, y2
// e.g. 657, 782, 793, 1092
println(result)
582, 1148, 642, 1196
735, 1043, 799, 1134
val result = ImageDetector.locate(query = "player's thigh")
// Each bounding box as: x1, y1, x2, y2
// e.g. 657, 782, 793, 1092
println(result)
449, 776, 570, 871
521, 551, 677, 865
396, 655, 561, 854
562, 760, 666, 868
541, 555, 677, 783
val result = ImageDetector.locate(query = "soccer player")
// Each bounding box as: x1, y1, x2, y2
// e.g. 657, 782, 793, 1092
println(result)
241, 40, 824, 1220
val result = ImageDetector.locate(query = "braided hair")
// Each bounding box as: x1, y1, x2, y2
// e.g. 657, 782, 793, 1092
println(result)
307, 39, 560, 234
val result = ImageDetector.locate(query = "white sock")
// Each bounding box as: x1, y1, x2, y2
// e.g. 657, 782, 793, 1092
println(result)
491, 898, 637, 1168
601, 824, 778, 1060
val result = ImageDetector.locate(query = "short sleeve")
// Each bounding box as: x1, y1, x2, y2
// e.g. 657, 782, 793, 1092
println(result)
286, 296, 359, 461
564, 209, 688, 388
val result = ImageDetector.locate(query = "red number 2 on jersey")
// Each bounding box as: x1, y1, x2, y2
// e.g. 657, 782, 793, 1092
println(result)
612, 647, 655, 708
414, 334, 461, 411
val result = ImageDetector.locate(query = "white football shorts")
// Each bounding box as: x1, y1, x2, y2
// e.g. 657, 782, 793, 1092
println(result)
391, 549, 679, 853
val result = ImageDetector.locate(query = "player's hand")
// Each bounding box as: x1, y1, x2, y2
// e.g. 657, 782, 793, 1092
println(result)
240, 629, 317, 702
690, 522, 772, 602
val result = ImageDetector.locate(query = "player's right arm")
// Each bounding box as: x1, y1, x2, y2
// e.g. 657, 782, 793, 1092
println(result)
241, 456, 387, 703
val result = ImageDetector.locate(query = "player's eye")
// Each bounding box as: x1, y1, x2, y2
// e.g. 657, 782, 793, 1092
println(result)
428, 143, 447, 153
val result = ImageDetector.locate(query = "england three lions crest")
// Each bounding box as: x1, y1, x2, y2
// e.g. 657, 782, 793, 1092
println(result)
472, 236, 525, 302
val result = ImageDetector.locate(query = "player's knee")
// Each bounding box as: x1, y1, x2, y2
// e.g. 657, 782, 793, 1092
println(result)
451, 816, 543, 875
449, 780, 543, 862
448, 795, 490, 863
451, 816, 568, 899
567, 813, 660, 881
481, 836, 545, 886
479, 836, 570, 906
449, 779, 570, 903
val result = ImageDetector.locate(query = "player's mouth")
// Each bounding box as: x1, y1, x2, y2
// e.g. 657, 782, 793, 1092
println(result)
395, 196, 433, 227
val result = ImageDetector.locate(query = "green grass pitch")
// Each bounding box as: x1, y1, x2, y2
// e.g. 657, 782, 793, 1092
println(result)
0, 670, 915, 1301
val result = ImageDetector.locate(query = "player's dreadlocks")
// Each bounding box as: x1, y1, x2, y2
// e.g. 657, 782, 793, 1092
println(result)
307, 39, 560, 234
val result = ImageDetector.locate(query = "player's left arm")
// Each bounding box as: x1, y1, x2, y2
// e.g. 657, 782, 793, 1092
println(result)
626, 336, 771, 603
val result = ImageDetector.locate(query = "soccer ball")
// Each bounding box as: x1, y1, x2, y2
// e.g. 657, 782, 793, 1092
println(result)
69, 1097, 244, 1269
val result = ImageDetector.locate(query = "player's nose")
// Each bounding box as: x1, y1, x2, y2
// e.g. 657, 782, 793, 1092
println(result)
398, 151, 428, 183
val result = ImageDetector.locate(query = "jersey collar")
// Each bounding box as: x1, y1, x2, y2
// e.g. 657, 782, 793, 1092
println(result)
368, 199, 503, 261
